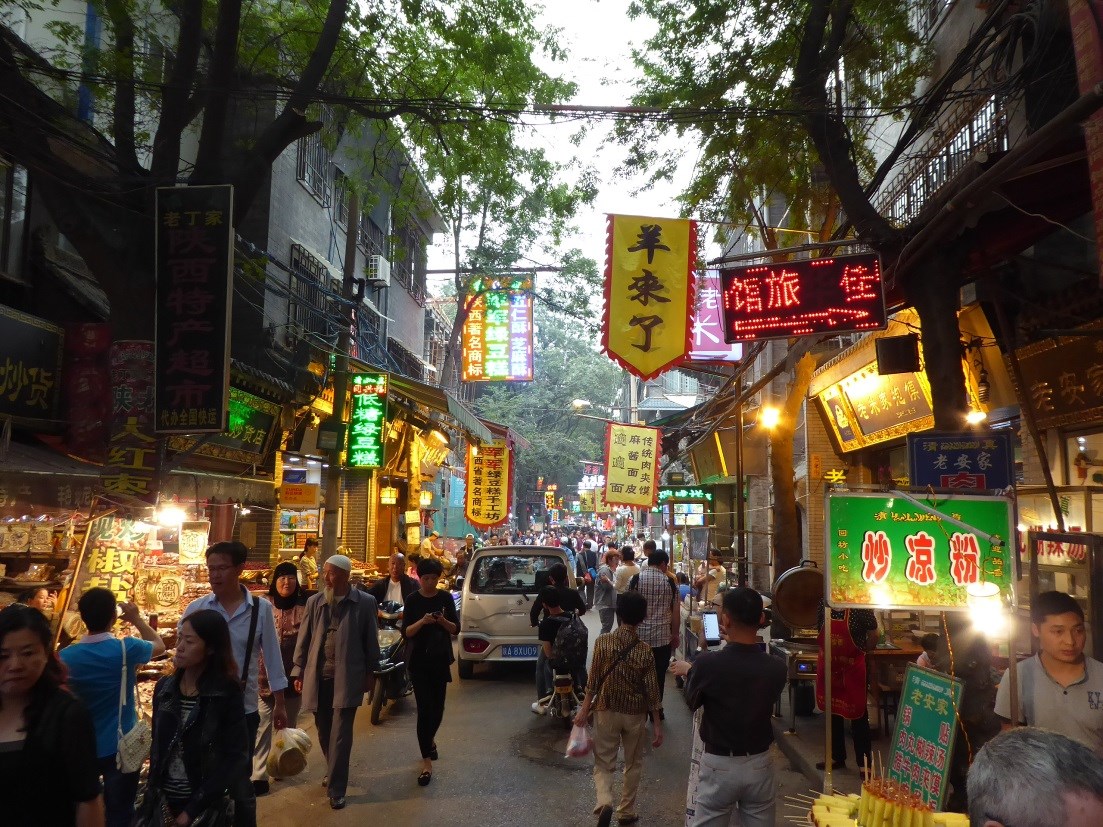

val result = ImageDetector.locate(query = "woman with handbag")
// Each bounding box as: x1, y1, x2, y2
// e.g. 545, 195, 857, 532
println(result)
142, 609, 248, 827
0, 604, 105, 826
60, 588, 166, 827
402, 557, 459, 788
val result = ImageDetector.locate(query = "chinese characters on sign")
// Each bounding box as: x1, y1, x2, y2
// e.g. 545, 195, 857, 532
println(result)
827, 492, 1014, 609
603, 423, 661, 508
178, 520, 211, 566
907, 431, 1015, 491
720, 253, 887, 342
816, 363, 934, 453
347, 373, 388, 468
888, 665, 963, 809
103, 341, 159, 502
0, 304, 62, 422
155, 185, 234, 434
461, 277, 534, 382
1013, 328, 1103, 428
603, 215, 696, 380
689, 271, 743, 362
465, 438, 512, 527
168, 387, 279, 465
71, 515, 154, 604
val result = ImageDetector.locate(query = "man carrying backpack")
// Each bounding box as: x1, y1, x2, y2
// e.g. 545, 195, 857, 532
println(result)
536, 586, 589, 710
577, 540, 600, 609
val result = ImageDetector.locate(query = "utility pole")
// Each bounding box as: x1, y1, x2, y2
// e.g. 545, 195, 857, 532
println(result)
322, 189, 358, 561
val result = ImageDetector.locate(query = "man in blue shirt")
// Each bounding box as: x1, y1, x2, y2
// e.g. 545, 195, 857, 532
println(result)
60, 587, 165, 827
182, 541, 288, 827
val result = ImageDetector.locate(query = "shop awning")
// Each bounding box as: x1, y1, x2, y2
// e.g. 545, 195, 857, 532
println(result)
0, 440, 101, 478
387, 373, 494, 444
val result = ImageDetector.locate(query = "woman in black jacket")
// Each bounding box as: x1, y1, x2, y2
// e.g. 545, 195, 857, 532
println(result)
145, 609, 248, 826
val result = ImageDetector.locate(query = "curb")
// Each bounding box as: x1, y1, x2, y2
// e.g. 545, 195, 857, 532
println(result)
772, 716, 824, 788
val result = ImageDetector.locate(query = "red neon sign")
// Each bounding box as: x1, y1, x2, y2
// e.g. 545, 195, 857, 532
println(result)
720, 253, 887, 342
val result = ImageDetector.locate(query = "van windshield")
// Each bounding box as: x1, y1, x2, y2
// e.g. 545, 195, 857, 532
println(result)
470, 554, 561, 595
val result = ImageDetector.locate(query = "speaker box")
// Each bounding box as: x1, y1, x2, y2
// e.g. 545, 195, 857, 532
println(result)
876, 334, 920, 375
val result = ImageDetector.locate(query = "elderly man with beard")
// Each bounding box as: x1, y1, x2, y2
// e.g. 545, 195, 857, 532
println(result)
292, 555, 381, 809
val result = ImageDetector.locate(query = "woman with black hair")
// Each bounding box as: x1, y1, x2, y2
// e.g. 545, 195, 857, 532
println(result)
251, 562, 309, 794
0, 604, 104, 826
296, 538, 319, 589
143, 609, 248, 826
403, 557, 459, 787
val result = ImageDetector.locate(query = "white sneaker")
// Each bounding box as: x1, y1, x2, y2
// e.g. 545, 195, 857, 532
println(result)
531, 701, 547, 714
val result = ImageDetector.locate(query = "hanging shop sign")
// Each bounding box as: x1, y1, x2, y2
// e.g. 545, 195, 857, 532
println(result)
657, 486, 715, 504
816, 363, 934, 453
461, 276, 534, 382
168, 387, 280, 465
0, 304, 62, 423
907, 431, 1015, 491
603, 423, 661, 508
154, 184, 234, 434
887, 665, 963, 810
580, 490, 595, 512
71, 515, 155, 604
825, 492, 1015, 610
720, 253, 887, 342
603, 215, 696, 380
465, 437, 513, 527
103, 341, 159, 502
347, 372, 388, 468
1012, 324, 1103, 429
689, 270, 743, 362
279, 482, 320, 509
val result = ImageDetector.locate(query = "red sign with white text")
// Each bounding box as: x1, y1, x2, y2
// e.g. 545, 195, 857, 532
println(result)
720, 253, 887, 342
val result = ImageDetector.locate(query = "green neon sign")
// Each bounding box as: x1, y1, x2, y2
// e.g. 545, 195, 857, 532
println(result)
347, 373, 388, 468
657, 487, 713, 503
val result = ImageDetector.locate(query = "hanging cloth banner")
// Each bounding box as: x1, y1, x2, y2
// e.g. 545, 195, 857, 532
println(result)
602, 215, 696, 380
603, 422, 661, 508
465, 438, 513, 528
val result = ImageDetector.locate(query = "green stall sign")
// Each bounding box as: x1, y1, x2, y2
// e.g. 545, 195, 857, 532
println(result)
826, 492, 1014, 609
347, 373, 388, 468
887, 665, 963, 810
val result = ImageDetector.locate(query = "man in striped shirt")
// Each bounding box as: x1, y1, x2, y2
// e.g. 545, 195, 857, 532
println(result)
575, 591, 663, 827
633, 545, 680, 718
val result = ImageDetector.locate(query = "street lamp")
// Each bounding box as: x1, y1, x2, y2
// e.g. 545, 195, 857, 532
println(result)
759, 406, 781, 430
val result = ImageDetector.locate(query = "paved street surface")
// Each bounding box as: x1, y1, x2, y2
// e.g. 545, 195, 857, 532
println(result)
257, 612, 817, 826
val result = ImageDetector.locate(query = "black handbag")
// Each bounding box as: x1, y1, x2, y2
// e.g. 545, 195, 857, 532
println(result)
131, 788, 233, 827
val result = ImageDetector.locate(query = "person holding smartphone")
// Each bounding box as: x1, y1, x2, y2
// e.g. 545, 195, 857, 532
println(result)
402, 558, 459, 788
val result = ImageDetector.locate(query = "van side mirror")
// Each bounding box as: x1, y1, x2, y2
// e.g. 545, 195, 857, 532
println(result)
453, 576, 464, 591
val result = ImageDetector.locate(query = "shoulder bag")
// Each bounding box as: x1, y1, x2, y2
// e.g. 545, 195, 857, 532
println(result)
117, 639, 152, 773
239, 598, 260, 689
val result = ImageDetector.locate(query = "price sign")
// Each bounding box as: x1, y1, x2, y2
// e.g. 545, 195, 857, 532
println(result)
888, 665, 963, 809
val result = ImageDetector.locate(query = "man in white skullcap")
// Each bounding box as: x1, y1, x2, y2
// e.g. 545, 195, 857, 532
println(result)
291, 553, 380, 809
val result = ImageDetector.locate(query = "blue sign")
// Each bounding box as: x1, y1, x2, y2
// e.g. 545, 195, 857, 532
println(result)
907, 431, 1014, 491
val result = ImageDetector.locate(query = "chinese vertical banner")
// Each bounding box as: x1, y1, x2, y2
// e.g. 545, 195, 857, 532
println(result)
154, 185, 234, 434
103, 341, 159, 503
465, 438, 513, 527
603, 423, 661, 508
461, 277, 534, 382
602, 215, 696, 380
1070, 0, 1103, 287
347, 373, 388, 468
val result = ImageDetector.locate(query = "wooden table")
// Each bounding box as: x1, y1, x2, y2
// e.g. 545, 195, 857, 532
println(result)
867, 644, 923, 734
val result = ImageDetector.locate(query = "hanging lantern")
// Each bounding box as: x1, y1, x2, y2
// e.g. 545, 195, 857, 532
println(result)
380, 486, 399, 505
419, 489, 433, 508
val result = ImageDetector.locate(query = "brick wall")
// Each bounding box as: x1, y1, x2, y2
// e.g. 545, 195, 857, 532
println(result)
342, 474, 369, 562
799, 397, 839, 570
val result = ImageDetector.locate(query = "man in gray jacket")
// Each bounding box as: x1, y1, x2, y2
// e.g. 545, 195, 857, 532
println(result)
292, 554, 380, 809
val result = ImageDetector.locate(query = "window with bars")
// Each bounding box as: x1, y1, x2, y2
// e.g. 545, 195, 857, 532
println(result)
288, 244, 328, 336
296, 107, 332, 205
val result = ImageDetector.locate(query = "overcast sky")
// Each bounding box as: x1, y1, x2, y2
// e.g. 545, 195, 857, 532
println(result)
426, 0, 697, 294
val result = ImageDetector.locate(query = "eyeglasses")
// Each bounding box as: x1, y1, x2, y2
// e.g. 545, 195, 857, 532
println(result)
207, 565, 237, 575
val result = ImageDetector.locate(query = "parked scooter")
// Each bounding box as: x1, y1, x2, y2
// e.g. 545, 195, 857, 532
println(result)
536, 661, 583, 729
371, 600, 412, 724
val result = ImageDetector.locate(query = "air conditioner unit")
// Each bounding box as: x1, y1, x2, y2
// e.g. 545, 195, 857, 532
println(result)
367, 255, 391, 288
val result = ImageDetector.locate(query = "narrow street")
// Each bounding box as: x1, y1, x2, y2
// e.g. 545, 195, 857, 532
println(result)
257, 612, 814, 826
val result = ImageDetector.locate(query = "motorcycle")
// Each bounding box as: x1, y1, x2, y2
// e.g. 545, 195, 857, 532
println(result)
371, 600, 412, 725
536, 661, 584, 729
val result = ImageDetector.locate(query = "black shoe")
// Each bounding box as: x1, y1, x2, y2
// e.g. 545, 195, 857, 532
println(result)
252, 780, 270, 796
329, 796, 346, 810
815, 760, 846, 770
418, 770, 432, 787
429, 743, 439, 761
597, 805, 613, 827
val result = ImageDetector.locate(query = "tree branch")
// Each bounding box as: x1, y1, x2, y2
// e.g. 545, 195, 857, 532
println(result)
193, 0, 242, 182
103, 0, 140, 174
152, 0, 203, 183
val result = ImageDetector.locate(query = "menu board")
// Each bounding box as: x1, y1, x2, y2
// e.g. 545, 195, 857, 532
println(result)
887, 665, 963, 809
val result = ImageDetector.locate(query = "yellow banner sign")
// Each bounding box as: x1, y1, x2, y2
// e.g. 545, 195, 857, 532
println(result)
465, 438, 512, 527
594, 484, 610, 514
580, 490, 595, 512
604, 423, 661, 508
603, 215, 696, 380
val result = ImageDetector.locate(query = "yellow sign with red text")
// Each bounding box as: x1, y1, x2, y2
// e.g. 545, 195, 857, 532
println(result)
465, 438, 512, 528
603, 423, 661, 508
602, 215, 696, 380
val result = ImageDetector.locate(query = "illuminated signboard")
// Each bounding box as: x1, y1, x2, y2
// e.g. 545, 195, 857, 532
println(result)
818, 363, 934, 453
720, 253, 887, 342
461, 277, 534, 382
657, 486, 714, 503
689, 270, 743, 362
347, 373, 388, 468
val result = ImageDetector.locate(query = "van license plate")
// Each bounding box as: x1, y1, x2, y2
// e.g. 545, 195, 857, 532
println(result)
501, 645, 540, 658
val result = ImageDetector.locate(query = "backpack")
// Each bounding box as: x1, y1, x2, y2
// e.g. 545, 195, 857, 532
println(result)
551, 611, 589, 667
